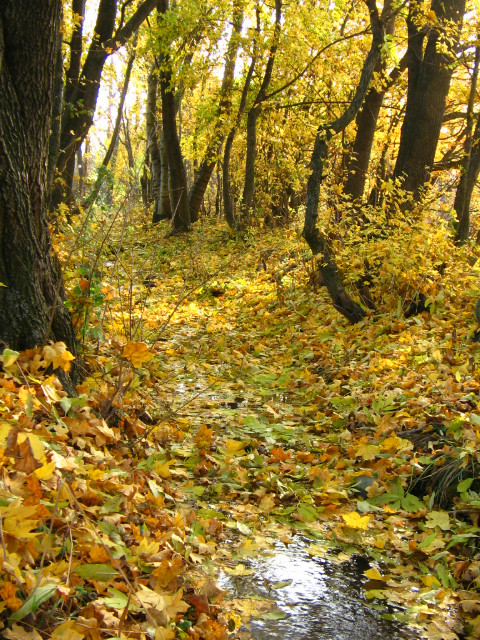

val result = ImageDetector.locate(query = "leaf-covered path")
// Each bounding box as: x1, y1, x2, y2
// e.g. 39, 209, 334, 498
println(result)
2, 219, 480, 639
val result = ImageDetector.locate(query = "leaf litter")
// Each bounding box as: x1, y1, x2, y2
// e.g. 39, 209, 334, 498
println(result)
2, 218, 480, 639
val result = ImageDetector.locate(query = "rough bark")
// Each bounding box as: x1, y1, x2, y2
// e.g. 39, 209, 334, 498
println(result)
146, 62, 172, 223
0, 0, 78, 373
147, 63, 163, 222
393, 0, 466, 197
454, 42, 480, 244
188, 2, 243, 223
302, 0, 384, 324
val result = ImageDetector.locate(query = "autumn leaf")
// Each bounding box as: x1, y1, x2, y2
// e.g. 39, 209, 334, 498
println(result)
42, 342, 75, 372
424, 511, 451, 531
123, 341, 153, 368
342, 512, 370, 530
224, 440, 246, 456
2, 349, 19, 369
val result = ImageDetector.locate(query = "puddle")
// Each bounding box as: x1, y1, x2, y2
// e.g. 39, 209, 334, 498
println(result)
220, 541, 420, 640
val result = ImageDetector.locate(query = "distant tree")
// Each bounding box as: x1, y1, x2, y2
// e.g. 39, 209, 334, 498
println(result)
50, 0, 157, 211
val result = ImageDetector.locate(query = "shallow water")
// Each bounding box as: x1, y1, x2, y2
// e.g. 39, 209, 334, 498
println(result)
220, 540, 420, 640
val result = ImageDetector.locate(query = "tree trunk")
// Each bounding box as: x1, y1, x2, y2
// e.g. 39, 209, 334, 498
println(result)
240, 0, 282, 223
223, 51, 257, 229
159, 130, 172, 219
454, 42, 480, 244
455, 110, 480, 244
146, 63, 164, 223
393, 0, 466, 197
84, 38, 137, 207
0, 0, 78, 372
188, 2, 243, 223
302, 0, 384, 323
158, 0, 190, 233
51, 0, 157, 210
343, 0, 403, 201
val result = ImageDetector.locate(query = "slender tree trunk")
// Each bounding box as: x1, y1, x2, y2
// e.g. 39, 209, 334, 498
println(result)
302, 0, 384, 323
223, 52, 257, 229
454, 42, 480, 244
188, 2, 243, 223
159, 130, 172, 219
84, 38, 137, 207
241, 0, 282, 223
0, 0, 78, 374
393, 0, 466, 197
141, 148, 153, 207
146, 63, 164, 222
454, 111, 480, 244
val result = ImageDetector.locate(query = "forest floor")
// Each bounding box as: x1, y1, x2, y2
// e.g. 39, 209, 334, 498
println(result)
2, 213, 480, 640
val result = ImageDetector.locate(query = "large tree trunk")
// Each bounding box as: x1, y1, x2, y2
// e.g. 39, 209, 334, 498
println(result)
0, 0, 78, 369
393, 0, 466, 197
343, 0, 401, 201
146, 63, 165, 223
159, 131, 172, 219
302, 0, 384, 323
158, 0, 190, 233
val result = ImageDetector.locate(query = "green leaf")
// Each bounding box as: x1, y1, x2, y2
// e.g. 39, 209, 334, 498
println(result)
418, 531, 437, 551
425, 511, 451, 530
297, 503, 318, 523
400, 492, 424, 513
104, 588, 140, 612
100, 495, 123, 515
10, 584, 57, 622
75, 564, 119, 582
2, 349, 19, 368
259, 611, 288, 620
457, 478, 474, 493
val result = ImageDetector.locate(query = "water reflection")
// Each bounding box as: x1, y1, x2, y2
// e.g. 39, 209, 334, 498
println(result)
220, 542, 420, 640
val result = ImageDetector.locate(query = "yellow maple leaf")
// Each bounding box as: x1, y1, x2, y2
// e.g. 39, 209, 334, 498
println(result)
42, 342, 75, 372
155, 627, 176, 640
164, 588, 190, 619
155, 459, 175, 478
34, 460, 56, 480
364, 567, 385, 581
224, 440, 246, 456
50, 620, 86, 640
342, 512, 370, 530
123, 341, 153, 368
223, 564, 255, 576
